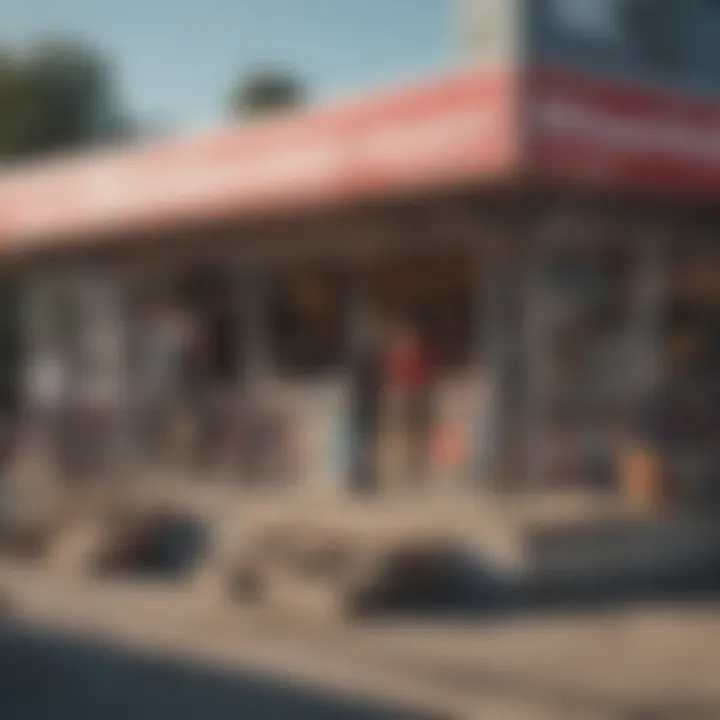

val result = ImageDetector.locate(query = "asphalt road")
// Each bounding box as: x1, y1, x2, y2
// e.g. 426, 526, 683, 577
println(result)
0, 623, 439, 720
1, 564, 720, 719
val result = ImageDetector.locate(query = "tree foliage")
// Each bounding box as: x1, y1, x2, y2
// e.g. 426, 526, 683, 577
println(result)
229, 67, 306, 120
0, 38, 133, 413
0, 38, 132, 162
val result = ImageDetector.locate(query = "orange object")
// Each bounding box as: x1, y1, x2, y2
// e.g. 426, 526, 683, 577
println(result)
431, 426, 466, 468
620, 444, 664, 512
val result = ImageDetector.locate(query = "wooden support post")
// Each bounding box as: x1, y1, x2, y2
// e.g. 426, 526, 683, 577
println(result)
244, 266, 270, 405
242, 265, 272, 484
475, 238, 500, 492
524, 228, 551, 493
346, 269, 367, 496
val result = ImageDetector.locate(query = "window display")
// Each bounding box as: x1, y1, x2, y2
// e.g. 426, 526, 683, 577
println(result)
647, 239, 720, 505
530, 243, 636, 490
268, 268, 349, 377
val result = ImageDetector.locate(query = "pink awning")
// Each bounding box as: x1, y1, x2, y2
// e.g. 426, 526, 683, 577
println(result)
0, 67, 517, 254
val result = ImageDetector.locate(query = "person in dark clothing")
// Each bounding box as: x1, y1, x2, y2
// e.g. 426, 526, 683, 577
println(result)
192, 304, 242, 470
349, 313, 384, 495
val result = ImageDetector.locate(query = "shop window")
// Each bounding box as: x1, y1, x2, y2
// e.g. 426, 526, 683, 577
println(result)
665, 243, 720, 373
649, 240, 720, 506
366, 256, 476, 371
127, 268, 245, 392
185, 270, 244, 387
535, 244, 636, 489
48, 286, 84, 358
268, 269, 349, 378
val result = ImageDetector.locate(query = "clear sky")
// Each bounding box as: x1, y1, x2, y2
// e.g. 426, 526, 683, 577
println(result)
2, 0, 458, 131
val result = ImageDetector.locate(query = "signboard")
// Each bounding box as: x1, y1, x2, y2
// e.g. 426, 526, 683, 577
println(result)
526, 0, 720, 195
526, 64, 720, 195
531, 0, 720, 99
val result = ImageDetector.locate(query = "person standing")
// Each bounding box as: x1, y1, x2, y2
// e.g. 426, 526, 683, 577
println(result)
349, 312, 384, 495
383, 320, 437, 493
29, 343, 68, 468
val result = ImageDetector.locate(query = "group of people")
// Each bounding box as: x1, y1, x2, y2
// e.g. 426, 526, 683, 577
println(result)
140, 298, 242, 470
350, 314, 439, 495
21, 290, 444, 492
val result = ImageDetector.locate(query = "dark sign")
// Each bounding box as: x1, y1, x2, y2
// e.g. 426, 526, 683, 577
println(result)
535, 0, 720, 99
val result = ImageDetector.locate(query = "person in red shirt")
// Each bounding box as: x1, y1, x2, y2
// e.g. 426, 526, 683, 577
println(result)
383, 320, 437, 488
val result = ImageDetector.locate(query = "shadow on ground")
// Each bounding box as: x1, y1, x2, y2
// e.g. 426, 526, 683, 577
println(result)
0, 622, 440, 720
359, 549, 720, 623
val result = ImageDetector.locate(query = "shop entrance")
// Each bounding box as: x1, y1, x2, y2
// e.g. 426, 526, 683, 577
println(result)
263, 264, 350, 487
352, 251, 480, 495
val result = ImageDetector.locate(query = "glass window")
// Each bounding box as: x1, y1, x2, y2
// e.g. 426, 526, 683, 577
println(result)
268, 268, 349, 377
365, 256, 476, 370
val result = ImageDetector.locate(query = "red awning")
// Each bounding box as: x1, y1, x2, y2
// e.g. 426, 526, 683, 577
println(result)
0, 67, 517, 255
527, 65, 720, 197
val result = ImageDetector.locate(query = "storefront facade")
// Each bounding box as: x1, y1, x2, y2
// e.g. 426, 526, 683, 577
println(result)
1, 21, 718, 500
9, 196, 510, 494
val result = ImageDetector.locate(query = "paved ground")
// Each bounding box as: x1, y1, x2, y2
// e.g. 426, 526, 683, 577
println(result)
0, 624, 439, 720
1, 563, 720, 719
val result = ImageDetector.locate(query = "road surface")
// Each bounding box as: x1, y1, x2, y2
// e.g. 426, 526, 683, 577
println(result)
1, 564, 719, 719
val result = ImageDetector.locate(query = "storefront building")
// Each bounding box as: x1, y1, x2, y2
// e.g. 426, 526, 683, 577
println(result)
0, 1, 718, 500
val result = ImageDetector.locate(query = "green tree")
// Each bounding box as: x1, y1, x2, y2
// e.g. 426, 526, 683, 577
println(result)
0, 38, 132, 162
229, 67, 306, 120
0, 39, 133, 415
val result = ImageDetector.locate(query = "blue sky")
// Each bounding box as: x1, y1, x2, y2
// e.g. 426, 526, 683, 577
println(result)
3, 0, 457, 130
